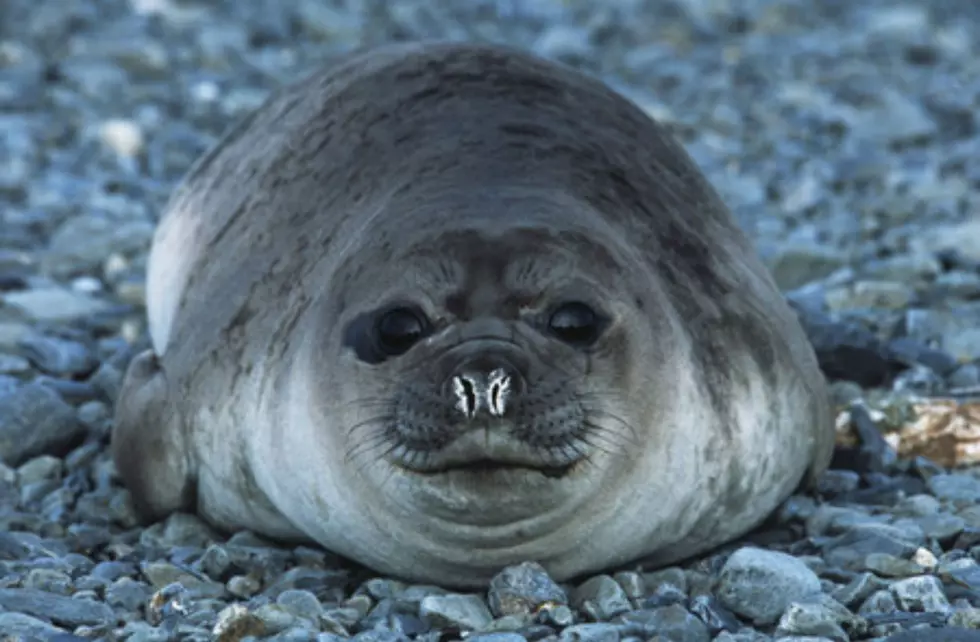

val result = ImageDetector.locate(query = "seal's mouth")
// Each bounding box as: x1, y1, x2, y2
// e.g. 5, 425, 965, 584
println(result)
388, 427, 583, 479
411, 458, 576, 479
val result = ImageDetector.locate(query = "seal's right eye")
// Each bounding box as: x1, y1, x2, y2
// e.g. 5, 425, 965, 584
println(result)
376, 307, 428, 357
547, 301, 604, 348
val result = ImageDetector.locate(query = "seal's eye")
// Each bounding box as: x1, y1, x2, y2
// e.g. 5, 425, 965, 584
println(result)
376, 307, 428, 356
548, 302, 602, 348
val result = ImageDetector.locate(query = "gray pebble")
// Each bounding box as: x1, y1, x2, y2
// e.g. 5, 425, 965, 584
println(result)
572, 575, 632, 620
0, 612, 66, 638
419, 593, 493, 631
716, 547, 822, 625
891, 575, 952, 614
488, 561, 568, 617
558, 622, 621, 642
0, 587, 115, 627
18, 332, 97, 377
0, 382, 83, 466
928, 475, 980, 503
618, 605, 710, 642
277, 589, 324, 623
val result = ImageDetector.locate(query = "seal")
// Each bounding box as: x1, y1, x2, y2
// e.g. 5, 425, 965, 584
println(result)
112, 40, 835, 588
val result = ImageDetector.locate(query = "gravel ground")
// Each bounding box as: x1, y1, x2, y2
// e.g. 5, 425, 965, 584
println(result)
2, 0, 980, 640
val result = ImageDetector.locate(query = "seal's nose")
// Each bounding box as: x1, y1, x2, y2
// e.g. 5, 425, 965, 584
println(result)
446, 357, 526, 420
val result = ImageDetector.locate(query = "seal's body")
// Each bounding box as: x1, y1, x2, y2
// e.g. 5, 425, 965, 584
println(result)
112, 41, 834, 587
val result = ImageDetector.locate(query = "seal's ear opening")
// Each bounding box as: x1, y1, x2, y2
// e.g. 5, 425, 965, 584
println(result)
342, 304, 433, 365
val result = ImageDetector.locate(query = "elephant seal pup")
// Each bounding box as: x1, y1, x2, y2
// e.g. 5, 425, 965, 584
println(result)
112, 40, 834, 588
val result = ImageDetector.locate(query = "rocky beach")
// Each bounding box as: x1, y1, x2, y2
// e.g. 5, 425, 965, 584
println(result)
1, 0, 980, 640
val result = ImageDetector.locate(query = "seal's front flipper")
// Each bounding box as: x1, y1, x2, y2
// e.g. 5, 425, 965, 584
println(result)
111, 349, 195, 522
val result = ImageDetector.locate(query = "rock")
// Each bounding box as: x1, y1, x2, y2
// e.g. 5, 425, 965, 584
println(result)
572, 575, 632, 620
766, 243, 848, 290
0, 612, 67, 638
928, 475, 980, 503
277, 589, 324, 624
617, 605, 711, 642
0, 588, 115, 627
213, 604, 267, 642
558, 623, 621, 642
488, 562, 568, 617
773, 597, 856, 642
18, 332, 98, 377
0, 382, 84, 466
890, 575, 952, 614
1, 287, 112, 322
419, 593, 493, 631
716, 547, 822, 625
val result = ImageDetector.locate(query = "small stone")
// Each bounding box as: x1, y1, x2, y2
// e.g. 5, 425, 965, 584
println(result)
468, 634, 527, 642
928, 474, 980, 503
612, 572, 645, 600
716, 547, 822, 625
140, 512, 219, 548
0, 382, 84, 466
143, 562, 225, 598
572, 575, 632, 620
1, 287, 111, 322
773, 597, 853, 642
253, 604, 297, 636
488, 562, 568, 617
18, 333, 97, 377
22, 568, 72, 595
768, 243, 848, 290
420, 593, 493, 631
618, 605, 710, 641
100, 118, 145, 158
0, 588, 115, 627
641, 567, 688, 595
832, 573, 889, 608
213, 604, 267, 642
0, 352, 30, 375
890, 575, 951, 613
558, 622, 621, 642
864, 552, 926, 577
539, 603, 575, 627
0, 612, 65, 638
688, 595, 741, 634
228, 574, 261, 598
277, 589, 323, 623
16, 454, 63, 484
913, 548, 939, 570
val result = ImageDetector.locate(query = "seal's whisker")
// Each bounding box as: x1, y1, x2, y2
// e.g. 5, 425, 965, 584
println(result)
580, 407, 641, 444
344, 414, 394, 438
582, 424, 640, 453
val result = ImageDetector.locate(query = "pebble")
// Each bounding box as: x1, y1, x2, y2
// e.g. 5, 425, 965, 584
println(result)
0, 587, 115, 627
488, 561, 568, 617
419, 593, 494, 631
0, 382, 84, 466
716, 547, 823, 625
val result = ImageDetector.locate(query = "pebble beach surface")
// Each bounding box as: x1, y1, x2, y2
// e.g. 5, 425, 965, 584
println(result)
2, 1, 980, 640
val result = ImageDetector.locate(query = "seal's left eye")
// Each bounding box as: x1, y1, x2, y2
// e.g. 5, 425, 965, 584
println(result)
548, 302, 603, 348
376, 307, 428, 356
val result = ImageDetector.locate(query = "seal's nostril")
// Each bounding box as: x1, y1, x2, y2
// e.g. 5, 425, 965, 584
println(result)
447, 360, 523, 420
452, 375, 479, 418
487, 368, 512, 417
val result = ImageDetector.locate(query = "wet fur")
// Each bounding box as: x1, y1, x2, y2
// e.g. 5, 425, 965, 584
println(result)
112, 41, 834, 586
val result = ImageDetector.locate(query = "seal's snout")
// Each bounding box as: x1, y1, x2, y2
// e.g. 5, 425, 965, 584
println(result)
445, 356, 526, 420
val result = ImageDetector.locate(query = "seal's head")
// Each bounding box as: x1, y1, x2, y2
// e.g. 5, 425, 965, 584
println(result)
332, 201, 651, 528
